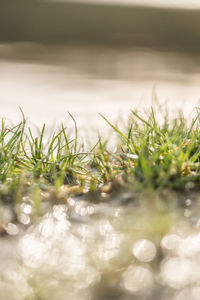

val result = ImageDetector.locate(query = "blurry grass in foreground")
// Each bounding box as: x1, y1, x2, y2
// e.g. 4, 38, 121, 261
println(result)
0, 107, 200, 207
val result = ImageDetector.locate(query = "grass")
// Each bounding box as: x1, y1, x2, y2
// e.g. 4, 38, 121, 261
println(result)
0, 107, 198, 300
0, 107, 200, 208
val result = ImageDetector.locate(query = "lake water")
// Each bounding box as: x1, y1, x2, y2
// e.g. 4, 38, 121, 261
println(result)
1, 44, 200, 140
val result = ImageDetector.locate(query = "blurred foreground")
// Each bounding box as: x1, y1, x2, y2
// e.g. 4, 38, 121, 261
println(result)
1, 190, 200, 300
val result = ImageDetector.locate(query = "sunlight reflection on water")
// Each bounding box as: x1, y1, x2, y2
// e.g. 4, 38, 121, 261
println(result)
0, 45, 200, 142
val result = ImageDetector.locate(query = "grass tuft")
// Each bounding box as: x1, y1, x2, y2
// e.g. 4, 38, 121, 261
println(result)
1, 108, 200, 206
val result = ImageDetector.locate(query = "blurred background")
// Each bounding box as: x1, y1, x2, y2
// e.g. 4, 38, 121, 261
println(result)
1, 0, 200, 135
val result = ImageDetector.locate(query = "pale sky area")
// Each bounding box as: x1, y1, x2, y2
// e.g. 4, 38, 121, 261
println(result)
48, 0, 200, 9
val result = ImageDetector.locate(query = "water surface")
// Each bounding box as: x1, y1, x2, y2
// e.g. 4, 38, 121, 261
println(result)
0, 44, 200, 139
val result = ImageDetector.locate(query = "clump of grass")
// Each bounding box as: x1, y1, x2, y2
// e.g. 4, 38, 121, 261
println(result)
99, 108, 200, 190
0, 108, 200, 206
